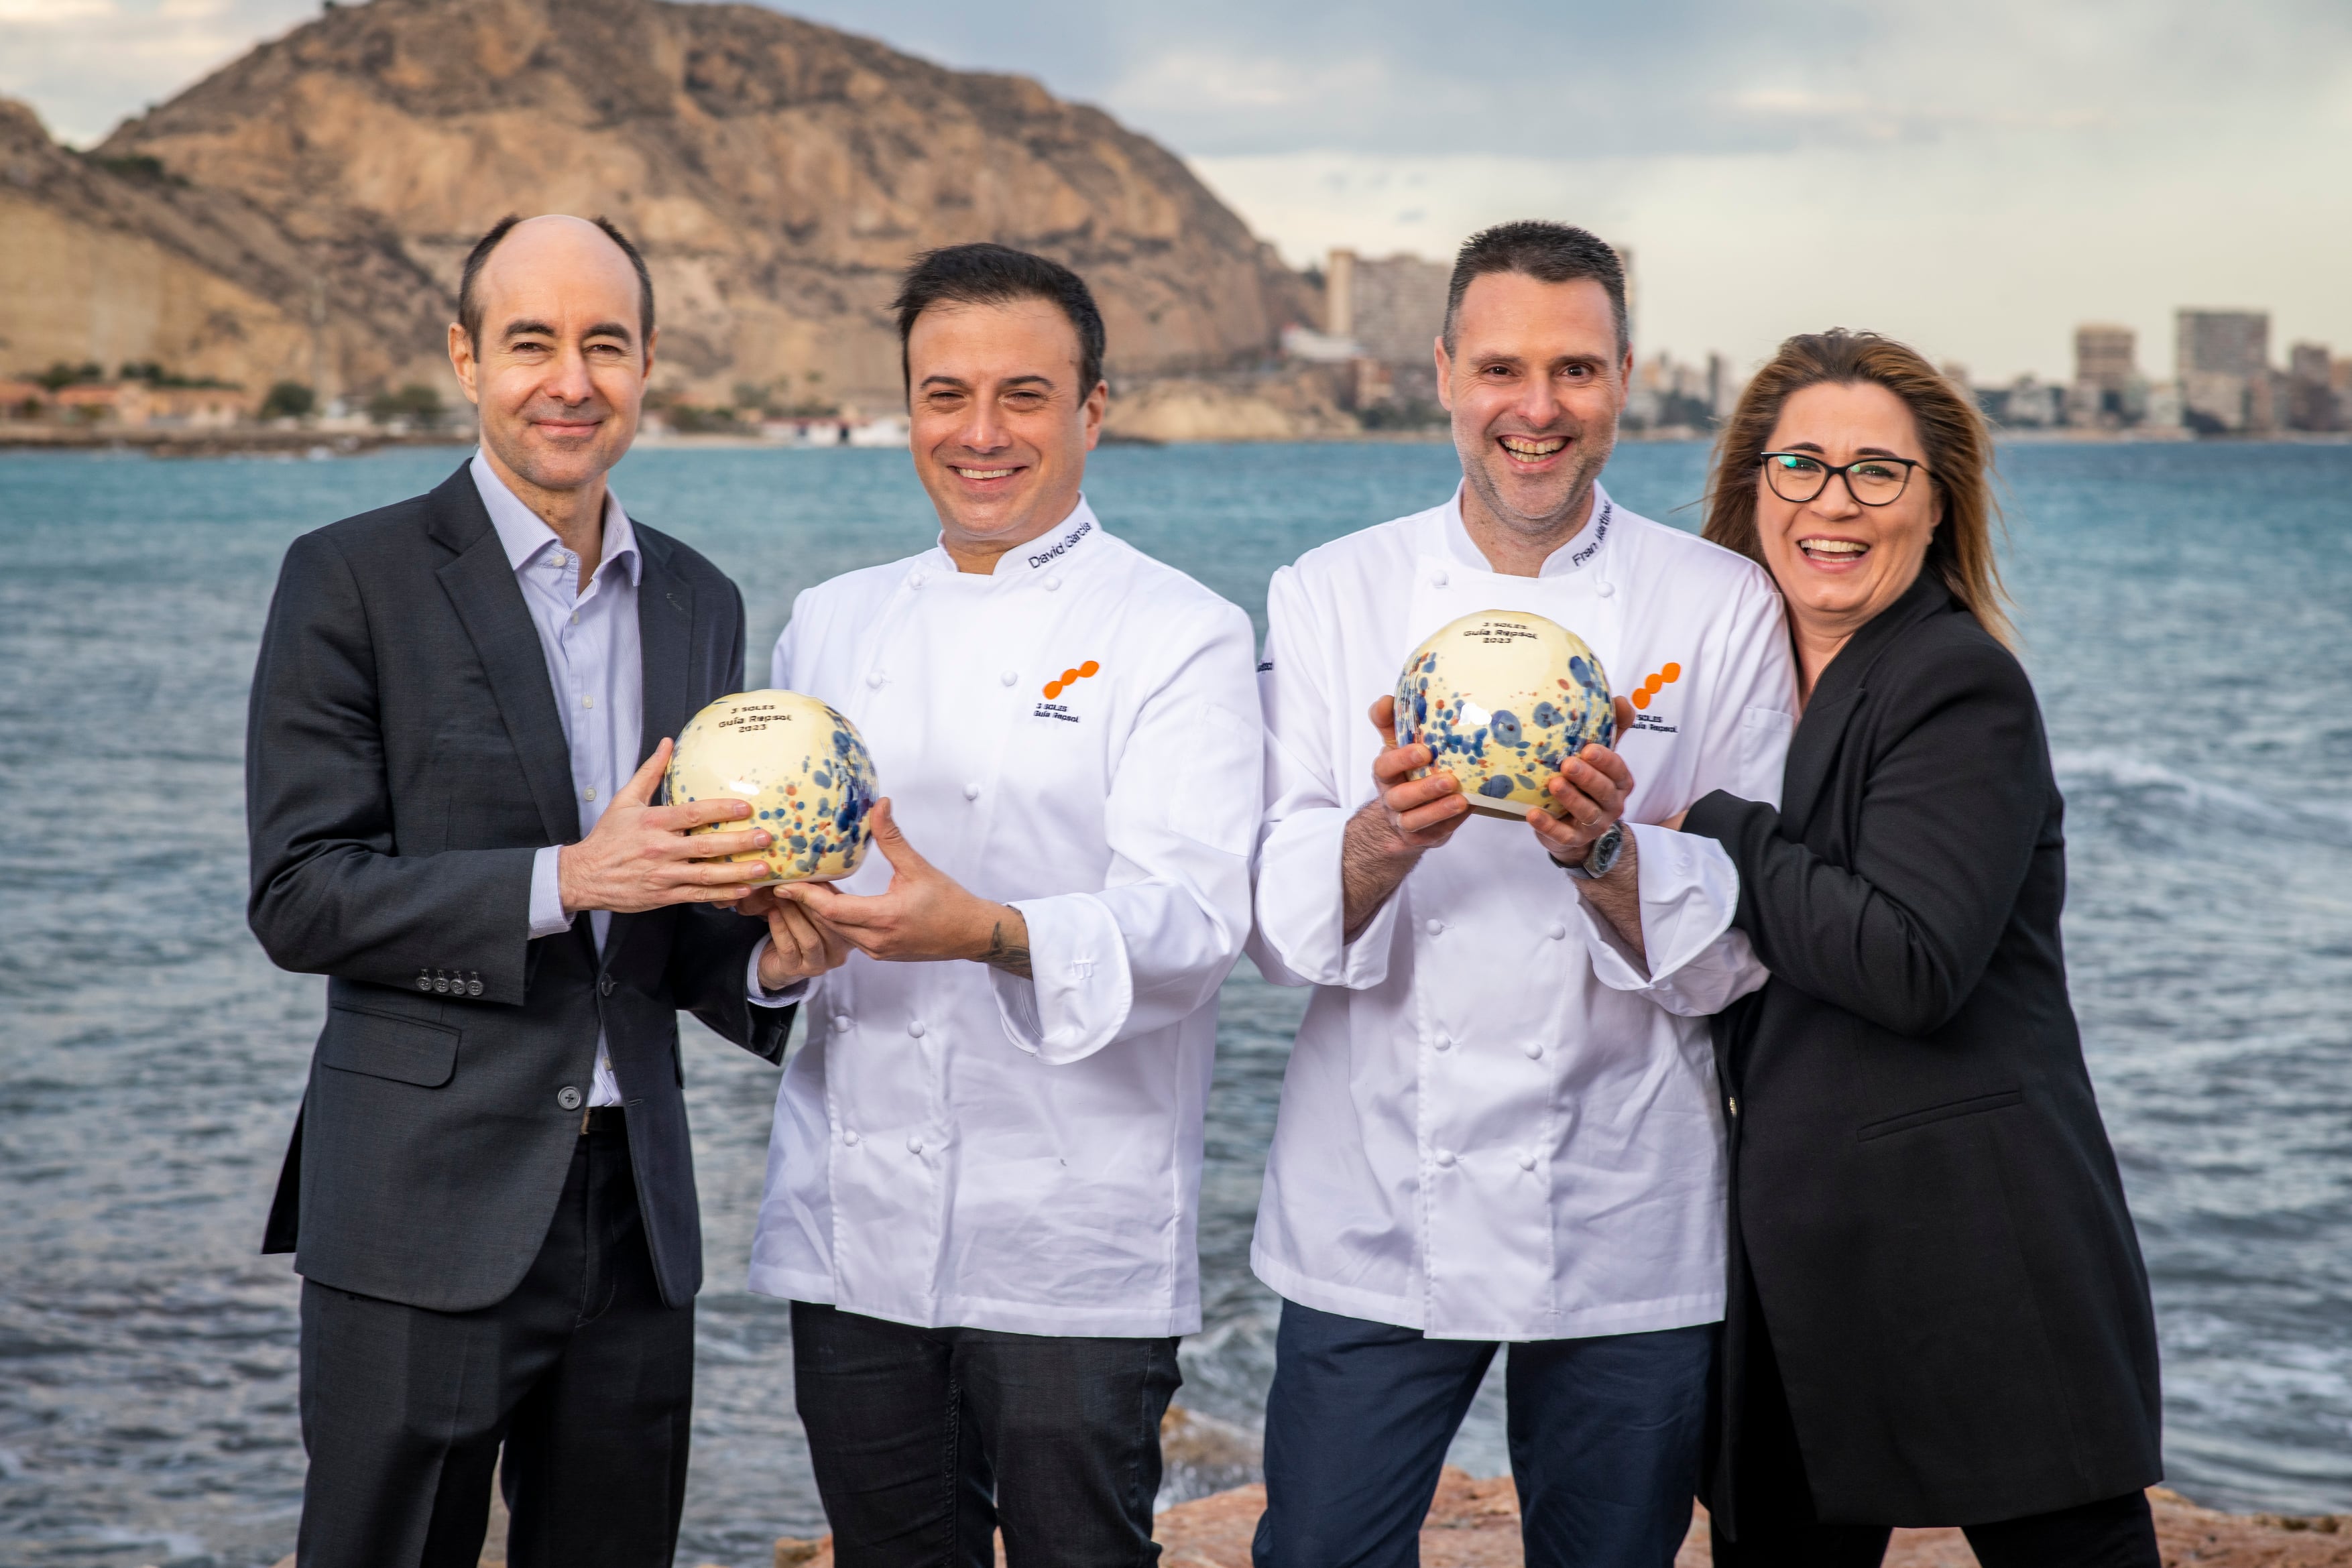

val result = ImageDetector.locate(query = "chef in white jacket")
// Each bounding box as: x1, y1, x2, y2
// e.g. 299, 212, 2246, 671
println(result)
739, 244, 1261, 1568
1247, 223, 1800, 1568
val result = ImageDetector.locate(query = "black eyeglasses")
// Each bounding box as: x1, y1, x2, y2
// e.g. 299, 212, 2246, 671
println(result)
1759, 452, 1926, 507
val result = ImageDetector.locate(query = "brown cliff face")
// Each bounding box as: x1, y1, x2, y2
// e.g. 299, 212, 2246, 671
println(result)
69, 0, 1313, 405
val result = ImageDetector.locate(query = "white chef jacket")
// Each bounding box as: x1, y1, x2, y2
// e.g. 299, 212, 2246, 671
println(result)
1248, 483, 1798, 1341
746, 500, 1263, 1337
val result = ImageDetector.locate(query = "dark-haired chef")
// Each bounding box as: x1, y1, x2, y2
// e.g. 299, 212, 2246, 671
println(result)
1247, 223, 1799, 1568
740, 245, 1261, 1567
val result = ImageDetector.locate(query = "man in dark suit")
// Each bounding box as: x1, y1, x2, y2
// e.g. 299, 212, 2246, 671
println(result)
247, 213, 845, 1567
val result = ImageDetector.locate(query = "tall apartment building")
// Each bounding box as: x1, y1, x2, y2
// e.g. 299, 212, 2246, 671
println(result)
2286, 342, 2341, 432
2074, 324, 2136, 391
1324, 249, 1450, 367
2176, 309, 2272, 432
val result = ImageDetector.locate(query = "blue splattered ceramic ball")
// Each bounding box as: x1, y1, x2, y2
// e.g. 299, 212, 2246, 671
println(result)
1396, 609, 1615, 821
666, 690, 877, 883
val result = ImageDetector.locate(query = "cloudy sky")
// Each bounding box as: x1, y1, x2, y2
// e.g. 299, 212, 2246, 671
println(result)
6, 0, 2346, 381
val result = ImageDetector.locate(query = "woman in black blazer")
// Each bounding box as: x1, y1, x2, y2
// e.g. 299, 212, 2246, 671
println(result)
1676, 331, 2163, 1567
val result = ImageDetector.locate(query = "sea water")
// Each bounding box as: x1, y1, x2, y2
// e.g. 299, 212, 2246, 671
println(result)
1, 440, 2347, 1565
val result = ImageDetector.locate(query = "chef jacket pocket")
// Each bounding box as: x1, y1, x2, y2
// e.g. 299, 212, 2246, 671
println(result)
316, 1006, 460, 1088
1855, 1087, 2023, 1142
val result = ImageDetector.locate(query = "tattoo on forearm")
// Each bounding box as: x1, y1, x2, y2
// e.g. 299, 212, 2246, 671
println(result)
984, 920, 1033, 980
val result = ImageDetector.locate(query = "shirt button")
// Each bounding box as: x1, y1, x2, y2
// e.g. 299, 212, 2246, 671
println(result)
1546, 922, 1568, 941
1423, 918, 1444, 937
1043, 575, 1063, 592
833, 1014, 853, 1034
963, 782, 981, 801
556, 1085, 583, 1111
1518, 1151, 1537, 1172
583, 787, 597, 802
866, 670, 886, 688
843, 1129, 860, 1146
1523, 1040, 1544, 1059
907, 1020, 926, 1038
906, 1136, 925, 1154
1434, 1148, 1456, 1167
1433, 1035, 1452, 1052
1000, 670, 1018, 686
581, 694, 593, 709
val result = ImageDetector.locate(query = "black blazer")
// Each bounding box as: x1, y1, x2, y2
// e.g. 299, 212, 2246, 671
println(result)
247, 465, 791, 1313
1685, 572, 2161, 1526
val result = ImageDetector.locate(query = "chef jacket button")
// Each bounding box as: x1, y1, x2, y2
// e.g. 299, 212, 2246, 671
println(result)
556, 1085, 583, 1111
1433, 1035, 1452, 1052
1434, 1148, 1456, 1167
963, 782, 981, 801
1423, 918, 1444, 937
1596, 581, 1616, 598
1546, 921, 1568, 941
833, 1014, 853, 1034
1043, 575, 1062, 592
906, 1136, 925, 1154
1523, 1040, 1544, 1059
843, 1129, 860, 1146
909, 570, 927, 589
907, 1020, 927, 1038
1518, 1151, 1537, 1172
866, 670, 886, 688
1000, 669, 1018, 686
1433, 570, 1450, 589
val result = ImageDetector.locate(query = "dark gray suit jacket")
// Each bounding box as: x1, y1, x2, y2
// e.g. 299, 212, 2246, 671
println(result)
248, 464, 791, 1313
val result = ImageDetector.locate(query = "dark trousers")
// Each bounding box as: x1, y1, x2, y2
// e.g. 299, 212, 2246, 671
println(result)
1252, 1299, 1715, 1568
296, 1117, 693, 1568
790, 1301, 1182, 1568
1712, 1286, 2160, 1568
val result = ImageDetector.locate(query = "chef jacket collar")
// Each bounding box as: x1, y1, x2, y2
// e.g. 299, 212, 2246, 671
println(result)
923, 496, 1105, 582
1439, 481, 1616, 579
470, 447, 642, 589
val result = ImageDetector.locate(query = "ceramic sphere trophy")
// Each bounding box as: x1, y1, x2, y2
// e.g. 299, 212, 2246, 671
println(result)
1395, 609, 1615, 819
665, 690, 878, 882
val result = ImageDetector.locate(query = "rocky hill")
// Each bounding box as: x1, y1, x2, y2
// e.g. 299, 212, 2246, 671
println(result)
3, 0, 1316, 408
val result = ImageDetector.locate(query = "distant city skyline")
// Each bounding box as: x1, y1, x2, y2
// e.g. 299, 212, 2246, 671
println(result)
5, 0, 2347, 383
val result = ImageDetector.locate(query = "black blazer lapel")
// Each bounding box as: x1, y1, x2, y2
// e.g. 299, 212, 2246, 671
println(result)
428, 469, 581, 848
1780, 572, 1952, 831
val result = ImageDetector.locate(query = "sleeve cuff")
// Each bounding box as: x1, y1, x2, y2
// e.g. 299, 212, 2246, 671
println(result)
1576, 824, 1767, 1015
528, 845, 574, 940
1250, 808, 1397, 991
988, 894, 1134, 1065
745, 937, 809, 1008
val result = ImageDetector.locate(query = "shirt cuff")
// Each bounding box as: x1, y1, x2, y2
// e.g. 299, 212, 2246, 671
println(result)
746, 938, 809, 1008
1577, 823, 1768, 1015
988, 894, 1133, 1065
528, 845, 573, 941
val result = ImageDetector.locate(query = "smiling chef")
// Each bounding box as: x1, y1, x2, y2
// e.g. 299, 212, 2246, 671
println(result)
737, 243, 1262, 1566
1245, 221, 1802, 1568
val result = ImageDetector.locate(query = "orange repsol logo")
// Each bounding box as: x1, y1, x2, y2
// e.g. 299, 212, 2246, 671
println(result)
1043, 660, 1100, 699
1631, 662, 1682, 710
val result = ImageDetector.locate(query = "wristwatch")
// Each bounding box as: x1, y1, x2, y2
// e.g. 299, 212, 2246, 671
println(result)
1563, 821, 1625, 881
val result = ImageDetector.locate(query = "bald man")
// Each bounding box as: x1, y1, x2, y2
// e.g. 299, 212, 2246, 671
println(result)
246, 215, 838, 1567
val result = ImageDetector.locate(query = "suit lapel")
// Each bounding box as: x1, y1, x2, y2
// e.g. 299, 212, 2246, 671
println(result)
429, 469, 581, 849
1780, 572, 1951, 832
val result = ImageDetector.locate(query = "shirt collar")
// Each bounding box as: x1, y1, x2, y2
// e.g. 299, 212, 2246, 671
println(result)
921, 496, 1104, 581
1439, 481, 1616, 579
469, 448, 642, 588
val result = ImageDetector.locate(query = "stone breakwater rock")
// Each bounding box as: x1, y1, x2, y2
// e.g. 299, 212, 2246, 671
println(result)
762, 1477, 2352, 1568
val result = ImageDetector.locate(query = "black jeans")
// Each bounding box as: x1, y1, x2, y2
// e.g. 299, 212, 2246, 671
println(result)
1253, 1299, 1716, 1568
790, 1301, 1182, 1568
296, 1117, 694, 1568
1712, 1283, 2160, 1568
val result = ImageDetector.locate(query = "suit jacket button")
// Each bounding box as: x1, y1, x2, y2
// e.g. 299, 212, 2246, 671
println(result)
557, 1086, 583, 1111
599, 975, 616, 997
433, 973, 449, 993
467, 976, 484, 997
416, 972, 432, 992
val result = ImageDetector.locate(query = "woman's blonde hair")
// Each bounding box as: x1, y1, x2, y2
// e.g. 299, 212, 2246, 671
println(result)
1702, 329, 2013, 648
